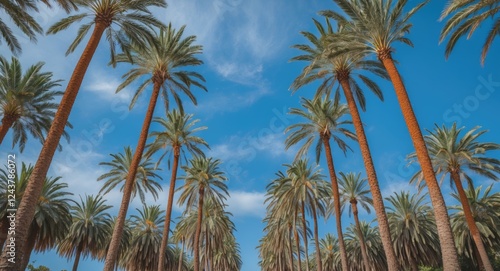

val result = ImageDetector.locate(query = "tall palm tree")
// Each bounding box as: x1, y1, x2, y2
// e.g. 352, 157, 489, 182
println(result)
450, 185, 500, 270
317, 234, 341, 271
57, 194, 113, 271
98, 217, 132, 269
106, 23, 206, 271
285, 93, 356, 271
97, 146, 163, 204
440, 0, 500, 64
344, 221, 387, 271
0, 2, 166, 269
386, 191, 441, 271
0, 56, 70, 152
0, 0, 41, 54
322, 1, 461, 269
147, 109, 208, 271
177, 157, 228, 271
338, 172, 373, 271
290, 17, 399, 270
410, 124, 500, 271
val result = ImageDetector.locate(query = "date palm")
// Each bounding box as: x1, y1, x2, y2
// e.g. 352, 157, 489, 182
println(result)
107, 23, 206, 270
1, 1, 167, 269
317, 234, 340, 271
177, 157, 228, 271
338, 172, 373, 271
321, 0, 460, 269
98, 217, 132, 269
147, 109, 208, 271
440, 0, 500, 64
97, 146, 162, 204
285, 93, 356, 271
290, 17, 399, 271
57, 194, 113, 271
450, 185, 500, 269
410, 124, 500, 271
0, 56, 70, 152
344, 221, 387, 271
386, 191, 441, 271
0, 0, 41, 54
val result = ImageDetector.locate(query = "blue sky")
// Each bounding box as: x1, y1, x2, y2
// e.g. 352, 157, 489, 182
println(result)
2, 0, 500, 270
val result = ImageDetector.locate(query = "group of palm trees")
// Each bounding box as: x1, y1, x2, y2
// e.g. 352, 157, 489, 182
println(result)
258, 0, 500, 271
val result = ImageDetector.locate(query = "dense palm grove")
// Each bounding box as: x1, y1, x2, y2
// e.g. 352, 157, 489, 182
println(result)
0, 0, 500, 271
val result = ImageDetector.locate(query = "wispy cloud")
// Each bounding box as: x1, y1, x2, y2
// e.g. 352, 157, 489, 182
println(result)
226, 190, 266, 218
84, 71, 133, 102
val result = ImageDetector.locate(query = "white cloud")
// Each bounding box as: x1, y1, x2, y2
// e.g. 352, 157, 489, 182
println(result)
226, 190, 266, 218
84, 71, 133, 102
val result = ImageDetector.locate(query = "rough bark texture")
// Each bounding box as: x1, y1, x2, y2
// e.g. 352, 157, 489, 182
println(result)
379, 53, 460, 271
158, 147, 181, 271
339, 78, 399, 271
72, 245, 82, 271
0, 22, 108, 271
20, 226, 36, 271
322, 136, 349, 271
312, 203, 322, 271
451, 171, 493, 271
193, 187, 205, 271
301, 202, 310, 271
103, 81, 162, 271
0, 116, 15, 145
0, 216, 8, 249
352, 202, 370, 271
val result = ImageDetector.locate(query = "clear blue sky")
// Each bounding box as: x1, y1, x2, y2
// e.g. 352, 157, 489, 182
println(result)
2, 0, 500, 270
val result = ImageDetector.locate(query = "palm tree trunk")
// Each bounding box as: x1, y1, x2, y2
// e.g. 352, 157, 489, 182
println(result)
0, 216, 8, 249
20, 226, 37, 271
301, 202, 310, 271
194, 187, 205, 271
472, 242, 485, 271
289, 225, 295, 271
321, 136, 349, 271
72, 244, 83, 271
379, 52, 460, 271
158, 147, 181, 271
204, 230, 209, 271
0, 116, 15, 145
177, 238, 185, 271
103, 80, 162, 271
409, 255, 418, 271
351, 202, 370, 271
339, 78, 399, 271
311, 202, 322, 271
0, 21, 109, 271
294, 209, 303, 271
451, 171, 493, 271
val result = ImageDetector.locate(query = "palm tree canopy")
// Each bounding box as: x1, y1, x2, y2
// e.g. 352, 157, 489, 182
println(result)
97, 146, 163, 204
147, 109, 208, 168
440, 0, 500, 64
409, 124, 500, 189
114, 23, 207, 112
0, 56, 71, 152
285, 92, 356, 163
46, 0, 167, 63
344, 221, 387, 270
338, 171, 372, 216
0, 0, 42, 54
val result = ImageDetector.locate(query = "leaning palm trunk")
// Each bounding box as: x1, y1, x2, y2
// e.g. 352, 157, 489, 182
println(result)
312, 202, 322, 271
103, 81, 162, 271
0, 116, 15, 144
0, 22, 109, 271
194, 187, 205, 271
351, 201, 370, 271
158, 148, 181, 271
301, 202, 310, 271
338, 78, 399, 271
451, 171, 494, 271
379, 52, 460, 271
321, 136, 349, 271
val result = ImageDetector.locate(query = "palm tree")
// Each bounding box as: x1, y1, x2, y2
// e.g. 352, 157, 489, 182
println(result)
147, 109, 208, 271
440, 0, 500, 64
450, 185, 500, 270
290, 17, 399, 271
177, 157, 228, 271
0, 56, 70, 152
0, 0, 41, 54
386, 191, 441, 271
1, 1, 166, 269
98, 217, 132, 269
106, 23, 206, 270
285, 93, 356, 271
321, 1, 461, 269
57, 194, 113, 271
409, 124, 500, 271
338, 172, 373, 271
317, 234, 340, 271
344, 221, 387, 271
97, 146, 163, 204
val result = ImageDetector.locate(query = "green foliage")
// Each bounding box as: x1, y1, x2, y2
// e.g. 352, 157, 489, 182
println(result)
418, 266, 443, 271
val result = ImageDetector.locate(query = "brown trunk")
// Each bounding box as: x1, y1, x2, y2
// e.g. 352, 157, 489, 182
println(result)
294, 209, 303, 271
351, 202, 370, 271
0, 116, 15, 145
0, 216, 8, 249
158, 147, 181, 271
339, 78, 399, 271
312, 202, 322, 271
472, 242, 485, 271
289, 225, 295, 271
321, 136, 349, 271
379, 54, 460, 271
0, 22, 108, 271
204, 230, 209, 271
72, 244, 83, 271
409, 255, 418, 271
177, 238, 184, 271
193, 187, 204, 271
301, 202, 310, 271
103, 81, 162, 271
20, 225, 37, 271
451, 171, 493, 271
